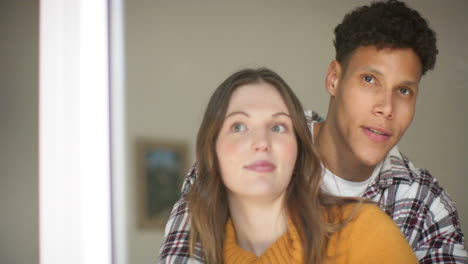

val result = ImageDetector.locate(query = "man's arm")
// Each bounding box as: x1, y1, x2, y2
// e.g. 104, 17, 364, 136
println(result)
365, 148, 467, 263
384, 168, 467, 264
410, 170, 467, 264
157, 164, 204, 264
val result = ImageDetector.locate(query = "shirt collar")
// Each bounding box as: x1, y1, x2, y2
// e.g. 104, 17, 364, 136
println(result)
376, 145, 417, 187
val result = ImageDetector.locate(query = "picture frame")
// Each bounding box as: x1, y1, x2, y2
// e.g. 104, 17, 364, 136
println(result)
136, 139, 188, 229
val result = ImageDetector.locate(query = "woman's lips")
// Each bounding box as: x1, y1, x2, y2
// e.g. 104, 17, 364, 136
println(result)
244, 160, 276, 173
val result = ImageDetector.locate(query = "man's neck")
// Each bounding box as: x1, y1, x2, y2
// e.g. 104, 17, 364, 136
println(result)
227, 196, 288, 256
314, 121, 375, 182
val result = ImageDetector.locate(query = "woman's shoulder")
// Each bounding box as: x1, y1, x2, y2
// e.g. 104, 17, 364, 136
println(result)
340, 203, 396, 229
327, 202, 404, 242
329, 203, 418, 263
346, 203, 388, 220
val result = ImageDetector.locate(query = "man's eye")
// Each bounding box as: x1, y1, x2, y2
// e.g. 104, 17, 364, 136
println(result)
231, 123, 246, 132
272, 124, 286, 133
363, 75, 375, 84
399, 87, 410, 95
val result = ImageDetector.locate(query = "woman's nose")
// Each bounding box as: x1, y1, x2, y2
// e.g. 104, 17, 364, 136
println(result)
252, 130, 271, 152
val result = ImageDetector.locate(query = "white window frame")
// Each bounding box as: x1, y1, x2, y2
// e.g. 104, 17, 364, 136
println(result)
39, 0, 125, 263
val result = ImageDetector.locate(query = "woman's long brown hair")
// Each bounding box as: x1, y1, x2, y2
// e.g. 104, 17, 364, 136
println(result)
188, 68, 357, 263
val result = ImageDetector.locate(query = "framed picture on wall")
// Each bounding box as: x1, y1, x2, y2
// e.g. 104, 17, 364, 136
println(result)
136, 139, 188, 229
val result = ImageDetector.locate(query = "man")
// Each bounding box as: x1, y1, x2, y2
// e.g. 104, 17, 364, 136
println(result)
158, 1, 467, 263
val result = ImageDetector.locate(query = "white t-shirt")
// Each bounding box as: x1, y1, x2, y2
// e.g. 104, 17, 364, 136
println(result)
310, 120, 382, 197
321, 162, 382, 197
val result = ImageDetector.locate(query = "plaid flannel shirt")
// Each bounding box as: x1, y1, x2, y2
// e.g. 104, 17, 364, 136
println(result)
158, 111, 467, 264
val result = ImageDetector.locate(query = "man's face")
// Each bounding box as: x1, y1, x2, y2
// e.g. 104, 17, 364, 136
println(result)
326, 45, 422, 167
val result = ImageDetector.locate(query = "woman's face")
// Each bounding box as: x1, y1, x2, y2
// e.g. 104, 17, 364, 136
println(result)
216, 82, 298, 202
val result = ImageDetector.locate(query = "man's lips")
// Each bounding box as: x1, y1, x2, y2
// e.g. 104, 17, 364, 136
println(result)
244, 160, 276, 173
362, 126, 392, 143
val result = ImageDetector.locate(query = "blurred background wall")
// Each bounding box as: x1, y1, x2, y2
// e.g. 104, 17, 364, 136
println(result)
0, 1, 466, 263
125, 0, 468, 263
0, 1, 38, 263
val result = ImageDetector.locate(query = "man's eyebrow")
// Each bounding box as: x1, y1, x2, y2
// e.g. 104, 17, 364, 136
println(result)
400, 80, 419, 87
361, 66, 383, 76
361, 66, 419, 87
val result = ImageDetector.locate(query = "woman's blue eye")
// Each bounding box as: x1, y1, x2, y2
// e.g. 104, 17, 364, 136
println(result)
272, 124, 286, 133
399, 87, 410, 95
231, 123, 246, 132
363, 75, 375, 84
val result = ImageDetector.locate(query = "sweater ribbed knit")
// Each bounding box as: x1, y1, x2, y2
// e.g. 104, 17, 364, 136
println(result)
223, 204, 418, 264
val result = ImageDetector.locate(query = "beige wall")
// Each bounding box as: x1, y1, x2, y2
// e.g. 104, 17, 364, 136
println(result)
0, 1, 39, 263
125, 0, 468, 262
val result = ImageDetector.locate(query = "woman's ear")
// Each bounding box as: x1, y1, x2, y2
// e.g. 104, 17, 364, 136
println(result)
325, 60, 342, 96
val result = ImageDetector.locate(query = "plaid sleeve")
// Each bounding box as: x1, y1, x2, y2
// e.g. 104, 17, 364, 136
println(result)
413, 170, 467, 264
383, 169, 467, 264
157, 164, 203, 264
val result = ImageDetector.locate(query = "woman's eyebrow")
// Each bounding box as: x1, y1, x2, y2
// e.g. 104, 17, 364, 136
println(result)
225, 111, 249, 119
273, 112, 291, 118
225, 111, 291, 119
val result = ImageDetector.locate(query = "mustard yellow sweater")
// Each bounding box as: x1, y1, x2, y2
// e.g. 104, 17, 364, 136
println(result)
224, 204, 418, 264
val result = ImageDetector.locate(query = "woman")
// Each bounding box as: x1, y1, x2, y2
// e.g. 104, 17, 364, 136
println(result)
187, 68, 417, 263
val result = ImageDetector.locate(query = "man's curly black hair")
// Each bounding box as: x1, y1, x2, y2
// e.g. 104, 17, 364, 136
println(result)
334, 0, 438, 75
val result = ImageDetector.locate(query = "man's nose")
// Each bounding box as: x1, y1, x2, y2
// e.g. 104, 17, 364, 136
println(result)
373, 90, 394, 119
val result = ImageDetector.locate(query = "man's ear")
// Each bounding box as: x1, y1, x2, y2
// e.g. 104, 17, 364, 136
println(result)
325, 60, 342, 96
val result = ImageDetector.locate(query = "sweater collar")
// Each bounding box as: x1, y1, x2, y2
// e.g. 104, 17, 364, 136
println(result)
224, 218, 303, 264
